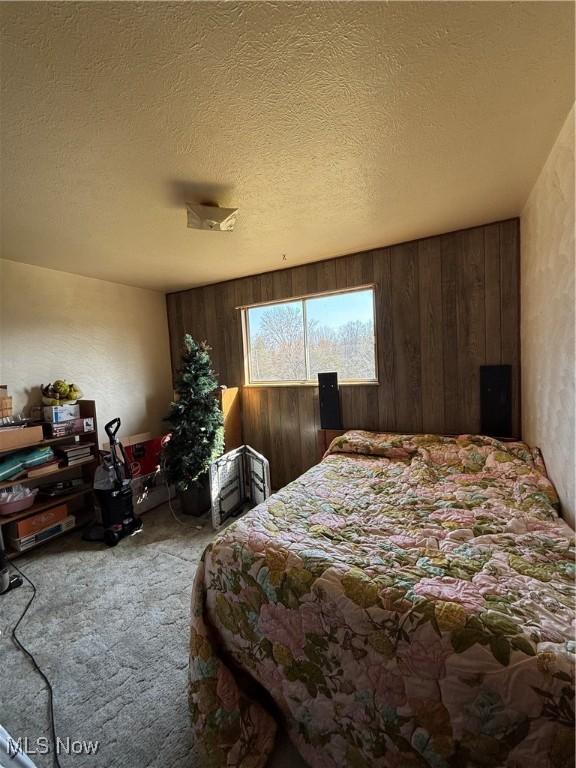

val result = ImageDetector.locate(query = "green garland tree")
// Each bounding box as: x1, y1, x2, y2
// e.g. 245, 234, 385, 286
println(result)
164, 336, 224, 490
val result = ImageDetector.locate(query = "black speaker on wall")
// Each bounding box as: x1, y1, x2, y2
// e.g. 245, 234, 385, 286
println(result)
318, 372, 342, 430
480, 365, 512, 438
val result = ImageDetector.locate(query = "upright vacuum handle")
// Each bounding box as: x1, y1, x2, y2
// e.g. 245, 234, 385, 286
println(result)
105, 418, 121, 445
104, 417, 132, 482
117, 441, 132, 480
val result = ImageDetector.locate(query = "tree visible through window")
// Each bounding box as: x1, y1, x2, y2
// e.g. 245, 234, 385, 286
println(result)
245, 288, 376, 383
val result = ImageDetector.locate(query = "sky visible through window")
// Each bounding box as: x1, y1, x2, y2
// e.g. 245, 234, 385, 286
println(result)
307, 290, 374, 331
246, 288, 376, 382
249, 290, 374, 334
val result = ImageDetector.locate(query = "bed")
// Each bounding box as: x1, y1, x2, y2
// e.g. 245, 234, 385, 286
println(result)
189, 431, 575, 768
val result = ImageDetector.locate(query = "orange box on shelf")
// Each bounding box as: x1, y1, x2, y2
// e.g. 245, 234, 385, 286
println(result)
0, 425, 43, 452
6, 503, 68, 538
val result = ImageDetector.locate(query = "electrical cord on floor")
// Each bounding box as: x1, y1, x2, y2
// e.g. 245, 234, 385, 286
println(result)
166, 475, 188, 526
8, 559, 63, 768
161, 460, 204, 529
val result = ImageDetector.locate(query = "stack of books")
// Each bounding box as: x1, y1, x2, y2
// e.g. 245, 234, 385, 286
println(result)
55, 443, 93, 467
27, 459, 61, 479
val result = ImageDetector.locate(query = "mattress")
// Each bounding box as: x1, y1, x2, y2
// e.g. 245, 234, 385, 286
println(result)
189, 431, 575, 768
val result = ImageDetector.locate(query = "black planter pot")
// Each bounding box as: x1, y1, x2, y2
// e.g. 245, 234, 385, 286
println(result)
178, 473, 211, 516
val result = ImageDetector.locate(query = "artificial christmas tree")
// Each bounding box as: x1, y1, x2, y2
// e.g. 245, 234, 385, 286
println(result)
164, 336, 224, 514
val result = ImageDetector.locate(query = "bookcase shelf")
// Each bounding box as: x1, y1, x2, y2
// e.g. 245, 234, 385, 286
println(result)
6, 508, 93, 559
0, 400, 99, 556
0, 432, 97, 459
0, 455, 97, 492
0, 488, 93, 527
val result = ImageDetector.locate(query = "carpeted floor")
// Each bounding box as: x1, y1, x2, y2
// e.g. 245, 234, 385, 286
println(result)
1, 504, 307, 768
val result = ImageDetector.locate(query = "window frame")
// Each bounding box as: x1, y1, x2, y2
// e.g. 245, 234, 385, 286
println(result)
241, 284, 379, 387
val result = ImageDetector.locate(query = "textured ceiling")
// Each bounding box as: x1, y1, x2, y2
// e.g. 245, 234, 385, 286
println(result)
1, 2, 574, 292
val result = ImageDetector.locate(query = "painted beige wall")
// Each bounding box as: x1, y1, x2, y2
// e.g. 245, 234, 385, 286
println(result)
521, 106, 575, 527
0, 260, 173, 445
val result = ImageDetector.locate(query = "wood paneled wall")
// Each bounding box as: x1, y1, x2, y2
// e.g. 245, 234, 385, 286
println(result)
166, 219, 520, 488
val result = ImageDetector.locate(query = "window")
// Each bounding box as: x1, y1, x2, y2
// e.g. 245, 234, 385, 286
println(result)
243, 287, 377, 384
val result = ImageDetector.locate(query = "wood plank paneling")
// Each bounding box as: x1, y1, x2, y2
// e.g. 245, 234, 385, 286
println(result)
441, 232, 460, 434
391, 241, 423, 433
298, 387, 320, 474
166, 218, 521, 488
166, 293, 181, 381
373, 248, 396, 431
418, 237, 445, 433
266, 388, 284, 486
272, 268, 293, 302
315, 258, 338, 294
484, 223, 502, 364
340, 385, 376, 432
500, 219, 521, 439
457, 227, 486, 432
279, 388, 302, 486
260, 271, 275, 303
291, 264, 312, 297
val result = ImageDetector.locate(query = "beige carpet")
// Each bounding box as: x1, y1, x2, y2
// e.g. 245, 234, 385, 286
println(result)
1, 504, 307, 768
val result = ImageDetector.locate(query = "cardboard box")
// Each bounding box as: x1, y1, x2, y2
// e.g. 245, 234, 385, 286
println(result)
43, 417, 95, 438
0, 425, 44, 452
43, 404, 80, 423
124, 436, 166, 478
102, 433, 166, 479
0, 386, 12, 418
102, 432, 151, 450
7, 503, 68, 538
132, 470, 170, 514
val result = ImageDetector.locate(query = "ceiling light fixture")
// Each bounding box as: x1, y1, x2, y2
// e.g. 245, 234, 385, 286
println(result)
186, 202, 238, 232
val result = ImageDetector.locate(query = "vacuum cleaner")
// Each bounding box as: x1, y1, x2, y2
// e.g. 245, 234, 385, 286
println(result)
91, 417, 143, 547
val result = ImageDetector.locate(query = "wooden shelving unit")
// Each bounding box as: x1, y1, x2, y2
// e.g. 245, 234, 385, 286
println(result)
0, 400, 99, 558
0, 488, 92, 525
7, 508, 95, 560
0, 433, 97, 458
0, 453, 97, 491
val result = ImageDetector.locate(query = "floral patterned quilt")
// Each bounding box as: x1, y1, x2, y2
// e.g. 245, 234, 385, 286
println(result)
189, 432, 574, 768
